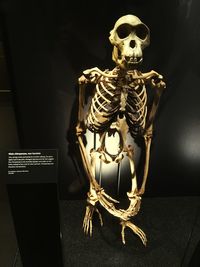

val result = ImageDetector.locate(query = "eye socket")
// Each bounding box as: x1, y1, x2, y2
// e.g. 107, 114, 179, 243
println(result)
116, 23, 132, 39
135, 24, 149, 40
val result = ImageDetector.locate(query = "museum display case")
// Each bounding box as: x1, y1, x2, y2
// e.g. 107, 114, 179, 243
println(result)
1, 0, 200, 266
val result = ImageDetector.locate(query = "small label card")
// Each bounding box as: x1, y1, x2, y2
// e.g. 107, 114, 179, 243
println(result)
7, 149, 58, 184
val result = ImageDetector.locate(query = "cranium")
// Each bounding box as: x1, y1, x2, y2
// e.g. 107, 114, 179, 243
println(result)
109, 15, 150, 69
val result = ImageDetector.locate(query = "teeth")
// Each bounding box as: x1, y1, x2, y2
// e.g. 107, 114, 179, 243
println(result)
127, 57, 134, 63
124, 56, 142, 65
129, 57, 137, 63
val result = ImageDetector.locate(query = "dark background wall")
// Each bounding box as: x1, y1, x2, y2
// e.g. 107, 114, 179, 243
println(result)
0, 22, 19, 265
1, 0, 200, 198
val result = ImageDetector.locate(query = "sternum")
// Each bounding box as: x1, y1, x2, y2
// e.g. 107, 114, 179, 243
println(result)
119, 88, 128, 112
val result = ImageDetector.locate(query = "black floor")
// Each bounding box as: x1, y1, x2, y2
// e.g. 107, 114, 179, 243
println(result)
60, 197, 200, 267
9, 196, 200, 267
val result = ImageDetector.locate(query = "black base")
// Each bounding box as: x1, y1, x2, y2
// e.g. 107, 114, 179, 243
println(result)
60, 197, 200, 267
8, 184, 63, 267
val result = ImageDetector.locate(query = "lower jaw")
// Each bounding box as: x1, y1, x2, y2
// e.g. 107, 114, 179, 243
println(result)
122, 62, 141, 70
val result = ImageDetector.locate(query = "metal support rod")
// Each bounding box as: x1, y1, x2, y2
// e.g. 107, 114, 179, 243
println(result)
99, 160, 102, 187
117, 162, 121, 196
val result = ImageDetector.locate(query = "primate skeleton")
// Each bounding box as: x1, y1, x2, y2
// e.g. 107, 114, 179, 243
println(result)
76, 15, 166, 245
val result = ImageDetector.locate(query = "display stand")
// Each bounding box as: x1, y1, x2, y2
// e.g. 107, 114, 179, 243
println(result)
7, 149, 63, 267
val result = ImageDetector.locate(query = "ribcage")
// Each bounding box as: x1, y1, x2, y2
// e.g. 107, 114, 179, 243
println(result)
86, 75, 147, 136
126, 84, 147, 136
86, 76, 120, 132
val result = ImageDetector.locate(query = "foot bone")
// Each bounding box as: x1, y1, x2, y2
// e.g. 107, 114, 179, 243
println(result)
120, 220, 147, 246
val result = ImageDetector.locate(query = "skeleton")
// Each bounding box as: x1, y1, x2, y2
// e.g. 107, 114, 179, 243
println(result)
76, 15, 166, 245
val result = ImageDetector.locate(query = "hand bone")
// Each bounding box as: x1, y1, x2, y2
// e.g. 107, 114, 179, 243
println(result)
120, 220, 147, 246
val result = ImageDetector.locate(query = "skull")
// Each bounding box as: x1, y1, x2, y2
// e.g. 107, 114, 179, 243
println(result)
109, 15, 150, 69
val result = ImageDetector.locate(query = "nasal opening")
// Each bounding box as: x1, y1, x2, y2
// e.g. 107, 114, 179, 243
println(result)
130, 40, 136, 48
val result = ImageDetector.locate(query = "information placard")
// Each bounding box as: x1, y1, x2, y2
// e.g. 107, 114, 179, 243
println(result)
7, 149, 57, 184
